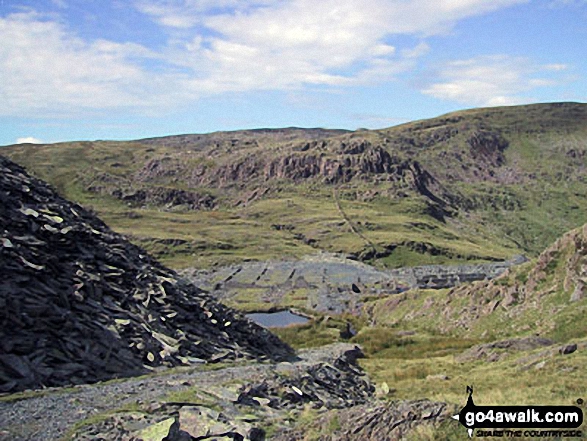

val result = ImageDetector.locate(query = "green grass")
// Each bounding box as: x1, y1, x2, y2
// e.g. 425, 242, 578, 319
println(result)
359, 331, 587, 440
272, 313, 367, 349
9, 113, 575, 269
272, 319, 345, 349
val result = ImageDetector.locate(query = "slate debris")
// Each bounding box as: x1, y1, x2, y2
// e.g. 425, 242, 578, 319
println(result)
0, 156, 294, 393
269, 399, 451, 441
235, 345, 374, 411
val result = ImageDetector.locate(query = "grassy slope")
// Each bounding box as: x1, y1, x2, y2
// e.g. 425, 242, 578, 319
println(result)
266, 223, 587, 439
2, 104, 587, 439
5, 103, 586, 269
361, 224, 587, 438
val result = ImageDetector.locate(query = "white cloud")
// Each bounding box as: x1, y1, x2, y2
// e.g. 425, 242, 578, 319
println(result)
0, 12, 190, 117
422, 55, 571, 107
162, 0, 528, 93
0, 1, 532, 117
402, 42, 430, 59
543, 63, 569, 72
133, 0, 275, 28
133, 2, 199, 28
16, 137, 43, 144
51, 0, 68, 8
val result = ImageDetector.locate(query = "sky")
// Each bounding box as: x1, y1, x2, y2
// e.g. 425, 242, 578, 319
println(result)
0, 0, 586, 146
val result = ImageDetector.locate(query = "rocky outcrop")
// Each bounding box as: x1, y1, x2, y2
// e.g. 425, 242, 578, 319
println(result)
451, 223, 587, 311
389, 255, 528, 289
384, 224, 587, 336
0, 156, 293, 393
273, 399, 451, 441
129, 142, 456, 210
457, 336, 554, 362
111, 187, 216, 210
468, 130, 509, 167
86, 173, 216, 210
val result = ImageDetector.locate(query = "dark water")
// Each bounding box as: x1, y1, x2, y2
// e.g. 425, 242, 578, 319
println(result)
246, 310, 309, 328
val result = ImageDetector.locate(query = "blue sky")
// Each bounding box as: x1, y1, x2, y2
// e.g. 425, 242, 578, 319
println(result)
0, 0, 585, 145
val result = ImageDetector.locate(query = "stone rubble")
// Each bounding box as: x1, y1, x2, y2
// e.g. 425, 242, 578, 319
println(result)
272, 399, 451, 441
69, 344, 436, 441
0, 156, 294, 393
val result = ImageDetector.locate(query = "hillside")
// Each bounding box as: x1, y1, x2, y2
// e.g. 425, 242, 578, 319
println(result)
2, 102, 586, 270
0, 153, 452, 441
346, 223, 587, 438
0, 155, 293, 393
367, 222, 587, 340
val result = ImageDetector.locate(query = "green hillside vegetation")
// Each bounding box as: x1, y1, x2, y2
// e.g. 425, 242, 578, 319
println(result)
2, 103, 587, 439
3, 103, 586, 269
374, 223, 586, 439
268, 224, 587, 439
365, 223, 587, 341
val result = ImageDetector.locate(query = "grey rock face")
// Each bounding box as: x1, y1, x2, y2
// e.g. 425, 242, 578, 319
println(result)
388, 255, 528, 289
184, 254, 527, 315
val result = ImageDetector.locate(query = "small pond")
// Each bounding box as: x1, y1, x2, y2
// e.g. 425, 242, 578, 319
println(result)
246, 310, 310, 328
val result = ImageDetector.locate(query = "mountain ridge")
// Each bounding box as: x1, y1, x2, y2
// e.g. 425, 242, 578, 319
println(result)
2, 102, 586, 269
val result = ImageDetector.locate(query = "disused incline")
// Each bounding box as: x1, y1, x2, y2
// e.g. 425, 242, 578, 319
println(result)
0, 156, 293, 393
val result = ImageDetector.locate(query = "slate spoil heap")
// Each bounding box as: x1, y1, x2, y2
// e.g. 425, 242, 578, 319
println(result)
0, 156, 294, 393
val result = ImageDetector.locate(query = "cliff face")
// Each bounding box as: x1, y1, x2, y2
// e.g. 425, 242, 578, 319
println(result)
133, 142, 454, 212
0, 156, 293, 393
134, 142, 434, 186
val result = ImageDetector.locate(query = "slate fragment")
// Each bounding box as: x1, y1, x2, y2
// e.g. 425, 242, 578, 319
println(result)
0, 155, 294, 393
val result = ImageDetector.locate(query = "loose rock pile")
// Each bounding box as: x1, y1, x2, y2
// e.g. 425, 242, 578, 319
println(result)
65, 344, 379, 441
236, 345, 374, 411
0, 156, 293, 393
272, 399, 451, 441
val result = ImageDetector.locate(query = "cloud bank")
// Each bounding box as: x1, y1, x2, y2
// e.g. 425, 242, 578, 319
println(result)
0, 0, 574, 118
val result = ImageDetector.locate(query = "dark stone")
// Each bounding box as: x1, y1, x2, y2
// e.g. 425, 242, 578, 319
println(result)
236, 344, 373, 411
339, 322, 357, 340
559, 343, 578, 355
248, 427, 266, 441
0, 155, 295, 393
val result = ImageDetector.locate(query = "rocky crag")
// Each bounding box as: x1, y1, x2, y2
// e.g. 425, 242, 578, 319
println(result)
369, 223, 587, 338
0, 156, 294, 393
438, 223, 587, 334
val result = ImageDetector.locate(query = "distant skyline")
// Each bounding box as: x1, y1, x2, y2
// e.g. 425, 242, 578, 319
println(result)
1, 0, 586, 146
